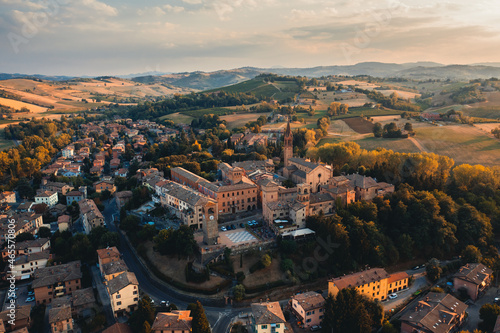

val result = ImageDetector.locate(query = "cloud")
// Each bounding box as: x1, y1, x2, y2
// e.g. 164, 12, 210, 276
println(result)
163, 5, 185, 13
81, 0, 118, 16
182, 0, 202, 4
289, 7, 337, 21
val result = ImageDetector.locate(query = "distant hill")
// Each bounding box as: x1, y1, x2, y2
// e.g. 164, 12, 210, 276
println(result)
0, 73, 75, 81
4, 62, 500, 92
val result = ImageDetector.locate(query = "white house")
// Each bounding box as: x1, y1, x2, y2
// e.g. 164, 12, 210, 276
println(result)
107, 272, 139, 317
35, 191, 58, 207
62, 146, 74, 159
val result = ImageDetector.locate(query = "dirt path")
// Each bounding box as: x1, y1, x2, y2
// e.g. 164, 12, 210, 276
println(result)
408, 137, 429, 153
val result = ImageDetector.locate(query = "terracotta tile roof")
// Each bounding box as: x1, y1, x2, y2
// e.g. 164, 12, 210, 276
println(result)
152, 311, 192, 331
32, 261, 82, 289
102, 259, 128, 276
454, 263, 492, 286
251, 302, 286, 325
400, 293, 467, 333
107, 272, 138, 295
72, 287, 96, 307
329, 268, 390, 289
388, 271, 410, 284
291, 291, 325, 311
49, 305, 72, 324
103, 323, 133, 333
97, 247, 120, 261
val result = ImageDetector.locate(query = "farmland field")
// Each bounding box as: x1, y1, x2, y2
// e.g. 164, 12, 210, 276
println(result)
414, 125, 500, 166
352, 136, 421, 153
0, 97, 48, 113
343, 117, 374, 134
221, 113, 267, 129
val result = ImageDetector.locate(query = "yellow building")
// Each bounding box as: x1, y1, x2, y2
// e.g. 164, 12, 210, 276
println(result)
328, 268, 409, 302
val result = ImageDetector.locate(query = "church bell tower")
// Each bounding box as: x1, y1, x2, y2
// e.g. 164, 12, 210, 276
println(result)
284, 121, 293, 167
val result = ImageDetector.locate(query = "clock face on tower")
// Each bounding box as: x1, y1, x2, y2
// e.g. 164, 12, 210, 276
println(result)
210, 216, 214, 220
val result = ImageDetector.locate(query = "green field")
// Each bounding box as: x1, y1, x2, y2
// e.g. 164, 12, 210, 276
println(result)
205, 77, 298, 100
180, 107, 236, 118
353, 136, 421, 153
159, 112, 194, 124
0, 129, 15, 151
462, 106, 500, 120
414, 125, 500, 166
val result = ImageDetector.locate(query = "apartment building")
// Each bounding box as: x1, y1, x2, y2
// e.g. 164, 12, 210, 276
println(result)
32, 261, 82, 305
290, 291, 325, 328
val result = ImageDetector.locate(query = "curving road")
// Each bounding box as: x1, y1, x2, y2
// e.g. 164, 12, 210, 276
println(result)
103, 199, 246, 333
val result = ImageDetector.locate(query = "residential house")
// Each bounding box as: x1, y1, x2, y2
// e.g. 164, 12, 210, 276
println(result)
16, 201, 34, 213
78, 199, 104, 234
49, 305, 73, 333
115, 191, 133, 209
32, 260, 82, 305
400, 293, 467, 333
453, 263, 493, 301
102, 259, 129, 282
0, 305, 31, 332
1, 237, 50, 259
41, 181, 74, 195
250, 302, 286, 333
66, 191, 84, 206
35, 191, 58, 207
103, 323, 133, 333
107, 272, 139, 317
0, 213, 43, 243
72, 287, 96, 318
151, 311, 192, 333
290, 291, 325, 328
57, 215, 71, 232
0, 191, 16, 204
115, 168, 128, 178
94, 180, 116, 194
97, 247, 121, 271
11, 251, 51, 280
328, 268, 409, 302
62, 146, 74, 159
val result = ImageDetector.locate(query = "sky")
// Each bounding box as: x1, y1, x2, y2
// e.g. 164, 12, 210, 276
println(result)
1, 0, 499, 76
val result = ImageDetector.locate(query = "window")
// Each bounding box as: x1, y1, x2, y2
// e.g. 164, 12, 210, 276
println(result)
261, 325, 267, 329
116, 294, 121, 299
117, 301, 122, 306
134, 297, 138, 301
133, 291, 138, 295
306, 319, 311, 323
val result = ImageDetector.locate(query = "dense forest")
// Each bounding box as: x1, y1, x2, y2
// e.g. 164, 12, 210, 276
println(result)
127, 91, 261, 120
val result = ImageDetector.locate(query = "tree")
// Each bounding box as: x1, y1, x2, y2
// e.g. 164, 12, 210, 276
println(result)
16, 232, 35, 242
462, 245, 482, 264
37, 227, 52, 239
426, 258, 442, 282
129, 296, 155, 332
322, 289, 380, 333
373, 123, 383, 137
404, 122, 414, 132
187, 301, 211, 333
234, 284, 245, 301
479, 303, 500, 332
261, 254, 272, 268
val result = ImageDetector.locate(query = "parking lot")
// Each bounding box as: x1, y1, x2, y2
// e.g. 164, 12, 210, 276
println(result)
2, 282, 35, 311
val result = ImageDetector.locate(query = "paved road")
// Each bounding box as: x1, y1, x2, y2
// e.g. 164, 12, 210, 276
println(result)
90, 266, 116, 326
463, 287, 499, 331
383, 271, 429, 311
103, 199, 246, 333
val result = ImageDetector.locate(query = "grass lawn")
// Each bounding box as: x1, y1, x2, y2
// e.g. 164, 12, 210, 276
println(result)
221, 112, 267, 129
159, 112, 194, 125
462, 106, 500, 120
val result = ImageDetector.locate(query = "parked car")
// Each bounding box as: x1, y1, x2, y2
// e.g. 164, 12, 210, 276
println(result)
388, 293, 397, 299
310, 325, 321, 331
231, 224, 236, 230
221, 226, 227, 231
27, 291, 35, 296
160, 300, 170, 307
412, 266, 420, 270
26, 297, 35, 302
239, 223, 245, 228
495, 297, 500, 305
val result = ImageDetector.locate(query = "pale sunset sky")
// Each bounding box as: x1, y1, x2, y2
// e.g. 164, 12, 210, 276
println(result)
1, 0, 499, 75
